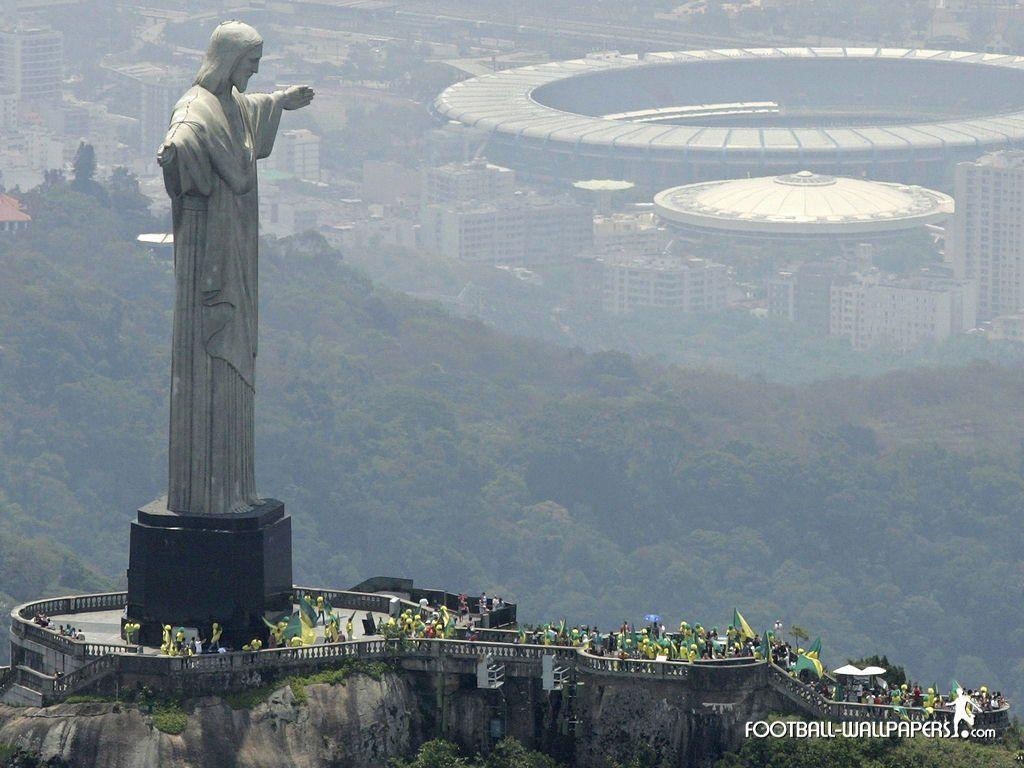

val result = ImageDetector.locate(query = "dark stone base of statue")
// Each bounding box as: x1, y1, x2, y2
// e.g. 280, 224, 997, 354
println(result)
126, 497, 293, 649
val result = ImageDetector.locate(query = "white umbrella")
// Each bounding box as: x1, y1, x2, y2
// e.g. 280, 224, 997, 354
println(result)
833, 664, 865, 676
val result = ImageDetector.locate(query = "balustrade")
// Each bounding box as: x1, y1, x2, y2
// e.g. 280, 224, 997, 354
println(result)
8, 591, 1012, 730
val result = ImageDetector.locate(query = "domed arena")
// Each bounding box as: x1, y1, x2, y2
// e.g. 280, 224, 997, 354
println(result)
653, 171, 954, 239
434, 47, 1024, 189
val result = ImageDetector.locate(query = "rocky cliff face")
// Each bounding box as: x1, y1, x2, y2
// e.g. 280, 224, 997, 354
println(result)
0, 673, 423, 768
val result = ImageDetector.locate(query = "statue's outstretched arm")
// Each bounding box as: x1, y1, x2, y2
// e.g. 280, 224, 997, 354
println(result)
275, 85, 315, 111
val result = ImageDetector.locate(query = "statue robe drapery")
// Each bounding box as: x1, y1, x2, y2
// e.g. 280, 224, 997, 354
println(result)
162, 85, 282, 515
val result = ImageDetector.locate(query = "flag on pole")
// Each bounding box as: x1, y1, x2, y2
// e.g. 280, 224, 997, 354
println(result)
283, 613, 303, 642
795, 653, 823, 678
733, 609, 755, 640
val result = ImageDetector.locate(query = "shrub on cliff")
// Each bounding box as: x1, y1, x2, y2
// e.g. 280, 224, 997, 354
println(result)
391, 738, 561, 768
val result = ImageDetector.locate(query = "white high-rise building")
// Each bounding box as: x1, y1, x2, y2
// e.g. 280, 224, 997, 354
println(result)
270, 128, 321, 182
0, 25, 63, 107
949, 151, 1024, 320
830, 273, 977, 351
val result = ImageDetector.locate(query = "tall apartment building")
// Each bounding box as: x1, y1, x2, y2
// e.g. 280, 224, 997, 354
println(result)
0, 25, 62, 107
268, 128, 321, 182
830, 273, 977, 351
105, 63, 187, 153
949, 151, 1024, 320
420, 159, 515, 205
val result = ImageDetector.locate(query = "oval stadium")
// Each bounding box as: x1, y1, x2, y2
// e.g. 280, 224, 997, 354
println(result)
434, 47, 1024, 189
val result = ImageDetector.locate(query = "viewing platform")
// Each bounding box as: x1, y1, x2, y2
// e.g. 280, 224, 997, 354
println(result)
2, 585, 1010, 740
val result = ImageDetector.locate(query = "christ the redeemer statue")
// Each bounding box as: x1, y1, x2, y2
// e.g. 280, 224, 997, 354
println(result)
158, 21, 313, 515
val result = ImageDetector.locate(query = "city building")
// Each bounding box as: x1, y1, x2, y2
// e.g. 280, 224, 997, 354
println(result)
0, 128, 62, 189
0, 192, 30, 232
949, 151, 1024, 320
829, 273, 977, 351
766, 261, 847, 335
592, 211, 671, 257
420, 158, 515, 205
652, 171, 953, 282
990, 313, 1024, 342
267, 128, 321, 182
362, 160, 419, 208
0, 91, 16, 131
0, 24, 63, 118
579, 252, 729, 315
419, 195, 592, 266
654, 171, 954, 243
104, 62, 188, 154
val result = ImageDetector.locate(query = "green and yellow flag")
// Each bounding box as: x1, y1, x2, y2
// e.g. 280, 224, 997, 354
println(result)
758, 630, 771, 659
795, 653, 823, 678
283, 613, 303, 642
733, 609, 755, 640
298, 595, 318, 628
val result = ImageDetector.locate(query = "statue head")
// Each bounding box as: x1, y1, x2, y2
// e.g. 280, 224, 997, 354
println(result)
194, 21, 264, 94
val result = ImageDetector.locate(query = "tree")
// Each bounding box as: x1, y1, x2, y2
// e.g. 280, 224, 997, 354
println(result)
390, 740, 468, 768
70, 142, 96, 190
70, 142, 107, 202
790, 625, 810, 649
42, 169, 66, 188
849, 654, 907, 687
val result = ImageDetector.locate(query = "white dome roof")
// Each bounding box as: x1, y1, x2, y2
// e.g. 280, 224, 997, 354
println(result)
653, 171, 954, 236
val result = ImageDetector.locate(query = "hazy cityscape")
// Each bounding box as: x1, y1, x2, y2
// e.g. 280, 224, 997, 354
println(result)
3, 0, 1024, 766
8, 0, 1024, 370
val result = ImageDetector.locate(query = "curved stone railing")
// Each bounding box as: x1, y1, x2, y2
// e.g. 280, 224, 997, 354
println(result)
10, 587, 419, 663
6, 592, 1013, 730
11, 591, 136, 661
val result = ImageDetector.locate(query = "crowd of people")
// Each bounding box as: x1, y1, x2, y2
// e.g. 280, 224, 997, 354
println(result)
34, 612, 86, 641
381, 606, 458, 640
33, 594, 1011, 718
157, 623, 223, 656
821, 679, 1008, 713
513, 617, 777, 665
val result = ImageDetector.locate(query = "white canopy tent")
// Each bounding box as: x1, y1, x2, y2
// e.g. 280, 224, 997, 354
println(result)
833, 664, 865, 676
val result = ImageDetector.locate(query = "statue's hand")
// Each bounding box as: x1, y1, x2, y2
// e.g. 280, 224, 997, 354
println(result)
280, 85, 314, 111
157, 142, 177, 167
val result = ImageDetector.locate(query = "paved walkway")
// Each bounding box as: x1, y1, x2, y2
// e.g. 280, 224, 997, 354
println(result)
47, 605, 390, 653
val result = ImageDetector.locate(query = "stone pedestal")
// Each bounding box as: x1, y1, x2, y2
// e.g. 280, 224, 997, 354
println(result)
126, 497, 292, 649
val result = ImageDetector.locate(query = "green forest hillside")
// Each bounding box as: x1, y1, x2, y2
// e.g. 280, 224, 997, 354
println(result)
2, 184, 1023, 704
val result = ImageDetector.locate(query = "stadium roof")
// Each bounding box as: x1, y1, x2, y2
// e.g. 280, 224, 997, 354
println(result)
653, 171, 954, 235
434, 47, 1024, 156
